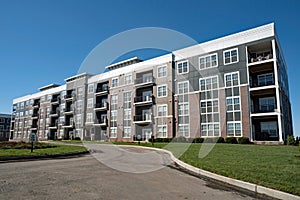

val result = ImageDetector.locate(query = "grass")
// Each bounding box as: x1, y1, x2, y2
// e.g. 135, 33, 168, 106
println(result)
113, 142, 300, 196
0, 141, 87, 157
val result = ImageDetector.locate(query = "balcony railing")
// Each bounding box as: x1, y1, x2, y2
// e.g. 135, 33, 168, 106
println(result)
64, 93, 75, 100
249, 52, 273, 63
33, 102, 40, 107
31, 113, 38, 118
134, 76, 155, 85
134, 95, 153, 104
50, 110, 59, 115
96, 118, 107, 126
252, 104, 276, 113
250, 76, 274, 88
51, 97, 60, 103
133, 114, 152, 123
94, 102, 108, 110
95, 85, 109, 94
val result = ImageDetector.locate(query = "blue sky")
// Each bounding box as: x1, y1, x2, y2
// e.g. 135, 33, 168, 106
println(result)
0, 0, 299, 136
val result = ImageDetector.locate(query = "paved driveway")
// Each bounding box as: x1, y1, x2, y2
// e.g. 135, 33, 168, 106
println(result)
0, 145, 269, 200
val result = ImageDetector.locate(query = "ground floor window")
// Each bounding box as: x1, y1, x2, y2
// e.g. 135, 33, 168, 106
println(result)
110, 127, 117, 138
261, 121, 278, 137
157, 125, 167, 138
178, 124, 189, 137
201, 123, 220, 137
123, 127, 131, 138
227, 122, 242, 137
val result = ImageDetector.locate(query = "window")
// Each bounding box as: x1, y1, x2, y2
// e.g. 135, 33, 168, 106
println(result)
47, 95, 52, 101
157, 85, 167, 97
258, 73, 274, 86
88, 84, 94, 94
224, 48, 239, 65
123, 127, 131, 138
201, 123, 220, 137
178, 125, 189, 137
76, 100, 83, 113
177, 61, 189, 74
86, 113, 93, 123
19, 112, 24, 117
124, 109, 131, 120
157, 125, 167, 138
261, 121, 278, 137
61, 91, 66, 99
259, 97, 276, 112
178, 103, 189, 116
110, 110, 117, 121
111, 94, 118, 105
199, 53, 218, 69
20, 102, 24, 109
227, 122, 242, 137
41, 96, 45, 102
157, 66, 167, 78
226, 97, 240, 112
77, 87, 83, 99
199, 76, 218, 91
225, 72, 239, 87
111, 78, 119, 88
87, 98, 93, 108
178, 81, 189, 94
124, 75, 132, 85
157, 104, 167, 117
76, 114, 82, 126
110, 127, 117, 138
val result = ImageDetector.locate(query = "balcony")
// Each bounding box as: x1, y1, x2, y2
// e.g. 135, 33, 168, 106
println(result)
63, 121, 74, 128
31, 124, 38, 129
51, 97, 60, 104
33, 102, 40, 108
133, 114, 152, 125
49, 122, 58, 129
134, 96, 153, 106
95, 85, 109, 96
49, 110, 59, 117
64, 93, 75, 101
134, 76, 155, 87
248, 52, 273, 64
31, 113, 38, 119
95, 118, 107, 127
94, 102, 108, 111
64, 107, 74, 115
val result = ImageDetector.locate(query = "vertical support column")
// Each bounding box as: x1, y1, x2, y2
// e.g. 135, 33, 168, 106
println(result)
245, 46, 253, 141
272, 39, 283, 142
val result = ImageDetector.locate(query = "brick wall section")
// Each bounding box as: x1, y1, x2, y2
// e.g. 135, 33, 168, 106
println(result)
189, 93, 200, 138
219, 88, 227, 138
240, 85, 251, 138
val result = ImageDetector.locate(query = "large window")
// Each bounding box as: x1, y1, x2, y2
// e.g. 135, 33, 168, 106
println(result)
259, 97, 276, 112
199, 53, 218, 70
261, 121, 278, 137
178, 81, 189, 94
157, 104, 167, 117
199, 76, 218, 91
258, 73, 274, 87
111, 78, 119, 88
177, 61, 189, 74
157, 85, 167, 97
224, 48, 238, 65
157, 66, 167, 78
87, 98, 93, 108
225, 72, 239, 87
178, 125, 189, 137
86, 113, 93, 123
201, 123, 220, 137
110, 127, 117, 138
123, 127, 131, 138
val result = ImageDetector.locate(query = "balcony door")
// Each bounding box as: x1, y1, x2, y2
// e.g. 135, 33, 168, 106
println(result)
142, 73, 152, 83
142, 128, 152, 141
142, 109, 151, 120
142, 91, 152, 101
259, 97, 275, 112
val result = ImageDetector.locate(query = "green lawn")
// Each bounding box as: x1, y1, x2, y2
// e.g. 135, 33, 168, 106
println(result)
114, 142, 300, 196
0, 142, 87, 157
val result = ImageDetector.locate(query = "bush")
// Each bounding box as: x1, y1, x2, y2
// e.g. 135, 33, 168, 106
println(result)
193, 138, 204, 143
287, 135, 295, 145
217, 137, 225, 143
154, 138, 172, 143
238, 137, 252, 144
225, 137, 238, 144
73, 137, 81, 141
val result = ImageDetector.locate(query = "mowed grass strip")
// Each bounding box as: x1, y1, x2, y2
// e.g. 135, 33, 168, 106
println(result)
114, 142, 300, 196
0, 142, 87, 157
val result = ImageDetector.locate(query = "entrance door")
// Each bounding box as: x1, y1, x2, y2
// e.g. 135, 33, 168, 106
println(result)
142, 128, 152, 141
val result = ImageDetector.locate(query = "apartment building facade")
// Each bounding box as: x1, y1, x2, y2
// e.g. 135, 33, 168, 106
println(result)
10, 23, 293, 143
0, 113, 11, 141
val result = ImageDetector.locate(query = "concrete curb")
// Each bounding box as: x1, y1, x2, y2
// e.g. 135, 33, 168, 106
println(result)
120, 145, 300, 200
0, 150, 89, 163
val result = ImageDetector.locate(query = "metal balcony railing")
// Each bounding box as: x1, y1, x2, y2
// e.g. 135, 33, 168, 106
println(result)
252, 104, 276, 113
134, 95, 153, 103
95, 102, 108, 109
134, 76, 155, 85
95, 85, 109, 93
133, 114, 152, 122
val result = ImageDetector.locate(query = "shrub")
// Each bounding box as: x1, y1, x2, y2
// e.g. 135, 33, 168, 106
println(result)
287, 135, 295, 145
217, 137, 225, 143
193, 138, 204, 143
225, 137, 238, 144
154, 138, 172, 143
74, 137, 81, 141
238, 137, 252, 144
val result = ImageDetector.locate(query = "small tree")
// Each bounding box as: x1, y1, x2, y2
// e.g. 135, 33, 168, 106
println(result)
287, 135, 295, 145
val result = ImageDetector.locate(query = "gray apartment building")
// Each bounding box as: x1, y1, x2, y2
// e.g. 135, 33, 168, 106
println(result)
10, 23, 293, 144
0, 113, 11, 141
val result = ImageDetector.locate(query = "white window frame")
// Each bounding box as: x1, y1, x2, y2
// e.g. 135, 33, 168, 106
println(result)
223, 48, 239, 65
123, 126, 131, 138
86, 113, 93, 123
87, 98, 93, 108
157, 65, 167, 78
157, 84, 167, 98
178, 124, 190, 138
110, 127, 117, 138
88, 84, 94, 94
157, 125, 167, 138
124, 109, 131, 120
224, 72, 240, 87
199, 53, 218, 70
177, 81, 189, 94
199, 76, 218, 92
124, 75, 132, 85
227, 121, 242, 137
157, 104, 167, 117
177, 60, 189, 74
201, 123, 220, 137
260, 121, 278, 138
111, 77, 119, 88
